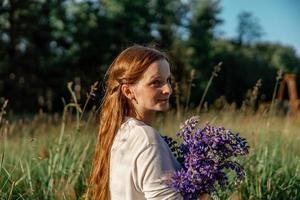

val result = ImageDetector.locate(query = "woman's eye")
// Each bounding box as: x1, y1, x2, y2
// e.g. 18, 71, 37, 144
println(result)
152, 80, 162, 87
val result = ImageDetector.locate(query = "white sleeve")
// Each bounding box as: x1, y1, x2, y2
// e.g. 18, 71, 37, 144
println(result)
133, 144, 183, 200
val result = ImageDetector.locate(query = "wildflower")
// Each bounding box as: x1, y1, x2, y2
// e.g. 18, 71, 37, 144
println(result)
163, 116, 249, 199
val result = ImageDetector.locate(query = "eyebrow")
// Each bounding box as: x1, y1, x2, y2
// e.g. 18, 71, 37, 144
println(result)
149, 74, 171, 80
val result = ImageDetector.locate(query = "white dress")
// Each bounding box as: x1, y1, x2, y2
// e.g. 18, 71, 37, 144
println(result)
109, 117, 183, 200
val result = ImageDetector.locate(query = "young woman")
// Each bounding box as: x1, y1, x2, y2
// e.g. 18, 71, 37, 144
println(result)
85, 45, 205, 200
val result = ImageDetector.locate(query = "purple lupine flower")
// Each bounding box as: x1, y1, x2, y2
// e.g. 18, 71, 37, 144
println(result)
163, 116, 249, 200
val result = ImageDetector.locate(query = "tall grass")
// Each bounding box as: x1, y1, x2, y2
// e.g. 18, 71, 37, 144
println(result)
0, 81, 98, 200
1, 72, 300, 199
1, 108, 300, 199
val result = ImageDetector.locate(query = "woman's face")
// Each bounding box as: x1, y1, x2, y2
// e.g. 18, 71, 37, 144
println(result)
130, 59, 172, 115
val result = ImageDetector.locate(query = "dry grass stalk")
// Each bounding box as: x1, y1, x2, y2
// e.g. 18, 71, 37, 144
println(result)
269, 69, 283, 116
184, 69, 196, 115
174, 81, 182, 119
241, 79, 262, 114
197, 62, 222, 114
0, 99, 8, 126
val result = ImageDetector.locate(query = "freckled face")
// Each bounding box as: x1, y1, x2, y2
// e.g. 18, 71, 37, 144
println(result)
131, 59, 172, 114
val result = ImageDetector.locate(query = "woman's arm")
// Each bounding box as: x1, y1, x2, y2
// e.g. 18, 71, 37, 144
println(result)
134, 144, 183, 200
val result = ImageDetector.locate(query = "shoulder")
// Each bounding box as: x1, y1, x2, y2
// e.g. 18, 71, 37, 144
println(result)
124, 117, 164, 147
114, 117, 168, 155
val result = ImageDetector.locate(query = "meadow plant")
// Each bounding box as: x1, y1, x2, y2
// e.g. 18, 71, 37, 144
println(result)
163, 116, 249, 200
197, 62, 222, 114
269, 69, 283, 116
241, 79, 262, 114
0, 99, 8, 128
174, 81, 182, 119
184, 69, 196, 115
0, 82, 98, 199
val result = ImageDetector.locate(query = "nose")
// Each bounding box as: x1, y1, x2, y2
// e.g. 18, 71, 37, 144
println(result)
162, 82, 172, 95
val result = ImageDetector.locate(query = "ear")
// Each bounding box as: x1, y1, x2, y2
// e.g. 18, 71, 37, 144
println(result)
121, 84, 134, 100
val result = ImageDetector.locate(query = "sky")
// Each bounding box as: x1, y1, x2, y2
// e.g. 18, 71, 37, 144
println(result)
218, 0, 300, 56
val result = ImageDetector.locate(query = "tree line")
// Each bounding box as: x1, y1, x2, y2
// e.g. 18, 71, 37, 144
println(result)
0, 0, 299, 113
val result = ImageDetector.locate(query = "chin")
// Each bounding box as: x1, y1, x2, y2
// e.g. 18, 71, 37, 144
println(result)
156, 104, 170, 111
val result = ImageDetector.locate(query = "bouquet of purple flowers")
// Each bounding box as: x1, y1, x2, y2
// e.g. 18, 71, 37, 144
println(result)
163, 116, 249, 200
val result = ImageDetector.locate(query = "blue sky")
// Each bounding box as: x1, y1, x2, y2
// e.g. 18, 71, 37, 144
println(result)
218, 0, 300, 56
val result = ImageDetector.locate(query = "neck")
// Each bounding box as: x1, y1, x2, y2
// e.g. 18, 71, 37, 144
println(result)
128, 110, 155, 126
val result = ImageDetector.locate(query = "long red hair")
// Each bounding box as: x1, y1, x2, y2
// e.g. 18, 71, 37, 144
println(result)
85, 45, 169, 200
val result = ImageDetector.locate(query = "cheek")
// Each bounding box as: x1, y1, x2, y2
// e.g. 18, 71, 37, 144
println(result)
135, 88, 158, 103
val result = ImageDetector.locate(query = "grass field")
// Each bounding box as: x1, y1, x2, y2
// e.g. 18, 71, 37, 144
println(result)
1, 105, 300, 199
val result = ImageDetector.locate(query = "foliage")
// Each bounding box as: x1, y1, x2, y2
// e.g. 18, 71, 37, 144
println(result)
236, 11, 264, 45
0, 0, 299, 113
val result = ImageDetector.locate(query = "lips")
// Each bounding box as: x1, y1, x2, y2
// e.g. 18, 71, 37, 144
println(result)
157, 98, 169, 103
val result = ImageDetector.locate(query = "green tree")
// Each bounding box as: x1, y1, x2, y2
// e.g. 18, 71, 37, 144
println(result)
187, 0, 222, 105
236, 11, 263, 45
